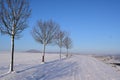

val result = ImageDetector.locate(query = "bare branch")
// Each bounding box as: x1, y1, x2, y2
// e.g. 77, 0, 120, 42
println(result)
32, 20, 59, 45
0, 0, 31, 38
55, 30, 66, 48
63, 36, 72, 49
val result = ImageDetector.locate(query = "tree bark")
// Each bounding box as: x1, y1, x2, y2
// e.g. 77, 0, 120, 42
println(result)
42, 44, 46, 62
10, 35, 14, 72
66, 49, 68, 58
60, 47, 61, 59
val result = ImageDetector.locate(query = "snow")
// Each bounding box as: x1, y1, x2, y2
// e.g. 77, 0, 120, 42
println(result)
0, 52, 120, 80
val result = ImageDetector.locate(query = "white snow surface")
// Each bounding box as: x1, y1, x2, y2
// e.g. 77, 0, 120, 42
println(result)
0, 52, 120, 80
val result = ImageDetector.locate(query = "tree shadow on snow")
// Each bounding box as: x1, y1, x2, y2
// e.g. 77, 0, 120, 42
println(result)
32, 58, 77, 80
0, 58, 77, 80
16, 58, 66, 73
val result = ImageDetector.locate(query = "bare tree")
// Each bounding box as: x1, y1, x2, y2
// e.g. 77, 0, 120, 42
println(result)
63, 36, 72, 58
32, 20, 59, 63
55, 30, 66, 59
0, 0, 31, 72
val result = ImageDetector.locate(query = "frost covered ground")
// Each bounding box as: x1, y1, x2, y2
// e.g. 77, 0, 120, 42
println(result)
0, 52, 120, 80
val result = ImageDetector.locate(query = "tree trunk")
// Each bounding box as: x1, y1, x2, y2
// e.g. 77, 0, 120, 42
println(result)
66, 49, 68, 58
10, 35, 14, 72
42, 44, 46, 62
60, 47, 61, 59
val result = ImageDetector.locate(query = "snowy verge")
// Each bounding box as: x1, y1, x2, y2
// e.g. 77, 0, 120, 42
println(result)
0, 53, 120, 80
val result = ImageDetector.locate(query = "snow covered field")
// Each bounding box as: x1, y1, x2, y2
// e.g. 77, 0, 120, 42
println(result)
0, 52, 120, 80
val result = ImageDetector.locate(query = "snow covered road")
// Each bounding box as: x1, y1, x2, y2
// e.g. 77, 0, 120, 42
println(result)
0, 53, 120, 80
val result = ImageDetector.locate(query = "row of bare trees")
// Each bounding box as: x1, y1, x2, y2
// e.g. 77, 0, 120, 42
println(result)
54, 30, 72, 59
0, 0, 72, 73
32, 20, 72, 62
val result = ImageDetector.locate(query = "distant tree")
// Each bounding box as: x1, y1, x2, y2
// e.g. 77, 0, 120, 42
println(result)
0, 26, 1, 37
32, 20, 59, 63
63, 36, 72, 58
0, 0, 31, 72
55, 30, 66, 59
